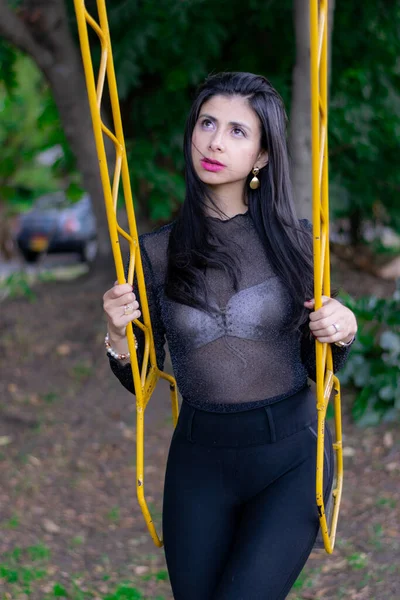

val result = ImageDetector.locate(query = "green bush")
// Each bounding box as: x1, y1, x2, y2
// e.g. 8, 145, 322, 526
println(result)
339, 282, 400, 425
0, 271, 37, 302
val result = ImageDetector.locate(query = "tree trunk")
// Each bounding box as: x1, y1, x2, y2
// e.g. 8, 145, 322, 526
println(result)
289, 0, 335, 220
0, 0, 113, 269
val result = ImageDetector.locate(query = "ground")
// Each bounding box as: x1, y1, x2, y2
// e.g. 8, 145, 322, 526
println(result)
0, 253, 399, 600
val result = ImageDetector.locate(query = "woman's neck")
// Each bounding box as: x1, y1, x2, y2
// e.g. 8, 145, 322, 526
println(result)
204, 181, 248, 219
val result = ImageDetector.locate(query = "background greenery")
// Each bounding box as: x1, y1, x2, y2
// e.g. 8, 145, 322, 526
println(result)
1, 0, 399, 228
340, 284, 400, 425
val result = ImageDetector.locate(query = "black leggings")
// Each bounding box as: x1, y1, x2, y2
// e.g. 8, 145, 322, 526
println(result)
162, 385, 334, 600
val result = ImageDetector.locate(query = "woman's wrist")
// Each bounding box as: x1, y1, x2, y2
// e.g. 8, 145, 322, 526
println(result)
342, 330, 356, 344
107, 329, 125, 344
336, 314, 358, 346
107, 320, 126, 340
334, 331, 356, 348
105, 326, 132, 363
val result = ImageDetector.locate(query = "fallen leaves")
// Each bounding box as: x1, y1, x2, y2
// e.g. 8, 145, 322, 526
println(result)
42, 518, 61, 534
56, 343, 71, 356
343, 446, 356, 457
0, 435, 13, 446
385, 462, 399, 472
134, 565, 149, 575
383, 431, 394, 448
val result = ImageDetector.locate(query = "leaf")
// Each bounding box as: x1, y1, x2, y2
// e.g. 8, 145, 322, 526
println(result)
380, 330, 400, 352
0, 436, 13, 446
353, 361, 372, 387
42, 519, 60, 534
57, 344, 71, 356
356, 409, 381, 427
352, 387, 373, 421
378, 385, 395, 402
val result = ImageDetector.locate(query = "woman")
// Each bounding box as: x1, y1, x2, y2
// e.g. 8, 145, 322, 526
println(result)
103, 72, 357, 600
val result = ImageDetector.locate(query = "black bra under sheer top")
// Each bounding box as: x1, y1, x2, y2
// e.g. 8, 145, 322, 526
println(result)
108, 213, 353, 412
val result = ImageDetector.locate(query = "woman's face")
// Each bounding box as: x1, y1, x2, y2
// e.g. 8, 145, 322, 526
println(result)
191, 94, 268, 191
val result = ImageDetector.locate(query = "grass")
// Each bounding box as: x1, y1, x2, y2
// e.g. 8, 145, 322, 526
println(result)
141, 570, 168, 583
106, 507, 121, 523
290, 565, 321, 594
0, 542, 169, 599
103, 585, 143, 599
0, 272, 37, 302
347, 552, 368, 570
27, 545, 51, 561
42, 392, 60, 404
3, 514, 20, 529
69, 535, 86, 548
0, 544, 50, 595
368, 522, 384, 551
375, 495, 397, 509
70, 363, 94, 381
0, 266, 87, 303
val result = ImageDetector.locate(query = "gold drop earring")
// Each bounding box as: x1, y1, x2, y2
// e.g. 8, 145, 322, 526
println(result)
250, 167, 260, 190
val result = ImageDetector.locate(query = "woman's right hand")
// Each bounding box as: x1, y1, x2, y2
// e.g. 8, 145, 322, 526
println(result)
103, 281, 141, 339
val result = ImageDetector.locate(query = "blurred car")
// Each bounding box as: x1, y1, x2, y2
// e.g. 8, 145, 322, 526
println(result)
15, 192, 98, 264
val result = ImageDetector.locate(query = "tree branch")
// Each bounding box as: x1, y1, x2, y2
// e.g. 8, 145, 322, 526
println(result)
0, 0, 53, 69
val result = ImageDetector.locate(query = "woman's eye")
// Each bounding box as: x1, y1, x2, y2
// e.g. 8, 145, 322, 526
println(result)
201, 119, 214, 129
233, 127, 245, 137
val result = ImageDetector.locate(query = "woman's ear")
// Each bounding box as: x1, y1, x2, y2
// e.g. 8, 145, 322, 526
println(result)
257, 149, 269, 169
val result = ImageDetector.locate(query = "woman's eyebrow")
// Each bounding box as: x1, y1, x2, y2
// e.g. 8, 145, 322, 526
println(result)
198, 113, 252, 133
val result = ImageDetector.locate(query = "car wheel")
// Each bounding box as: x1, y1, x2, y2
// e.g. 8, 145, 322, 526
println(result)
21, 249, 40, 263
79, 239, 98, 263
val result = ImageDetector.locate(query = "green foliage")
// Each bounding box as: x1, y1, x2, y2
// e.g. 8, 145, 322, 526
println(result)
330, 1, 400, 232
347, 552, 369, 570
0, 268, 64, 302
70, 0, 400, 226
53, 583, 69, 597
103, 584, 143, 600
68, 0, 294, 221
0, 544, 50, 595
0, 51, 82, 211
4, 1, 399, 227
0, 54, 57, 205
0, 543, 151, 599
0, 40, 18, 91
339, 284, 400, 425
0, 271, 37, 302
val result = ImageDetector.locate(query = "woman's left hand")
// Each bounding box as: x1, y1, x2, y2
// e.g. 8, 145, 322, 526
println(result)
303, 296, 357, 344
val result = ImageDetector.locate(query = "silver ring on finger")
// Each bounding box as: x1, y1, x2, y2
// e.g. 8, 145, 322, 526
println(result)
332, 322, 340, 334
123, 304, 134, 316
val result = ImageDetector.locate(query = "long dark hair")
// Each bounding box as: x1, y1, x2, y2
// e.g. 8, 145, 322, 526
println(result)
165, 71, 314, 332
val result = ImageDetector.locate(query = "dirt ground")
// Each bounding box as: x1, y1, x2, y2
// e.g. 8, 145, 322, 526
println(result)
0, 254, 399, 600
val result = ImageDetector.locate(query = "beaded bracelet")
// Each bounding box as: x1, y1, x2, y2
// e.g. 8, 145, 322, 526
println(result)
105, 332, 138, 360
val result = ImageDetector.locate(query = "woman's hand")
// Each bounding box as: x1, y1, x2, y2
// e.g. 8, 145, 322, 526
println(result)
303, 296, 357, 344
103, 281, 141, 339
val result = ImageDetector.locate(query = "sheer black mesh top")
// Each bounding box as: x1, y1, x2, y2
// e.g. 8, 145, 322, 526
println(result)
108, 212, 353, 412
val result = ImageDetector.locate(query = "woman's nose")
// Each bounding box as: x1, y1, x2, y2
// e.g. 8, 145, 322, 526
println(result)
209, 133, 225, 152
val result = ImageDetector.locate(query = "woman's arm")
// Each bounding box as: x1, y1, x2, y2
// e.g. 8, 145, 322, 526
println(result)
298, 217, 357, 381
300, 326, 355, 382
107, 239, 167, 394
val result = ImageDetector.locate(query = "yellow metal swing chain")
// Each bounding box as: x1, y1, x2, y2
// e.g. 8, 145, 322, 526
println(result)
310, 0, 343, 553
73, 0, 179, 548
